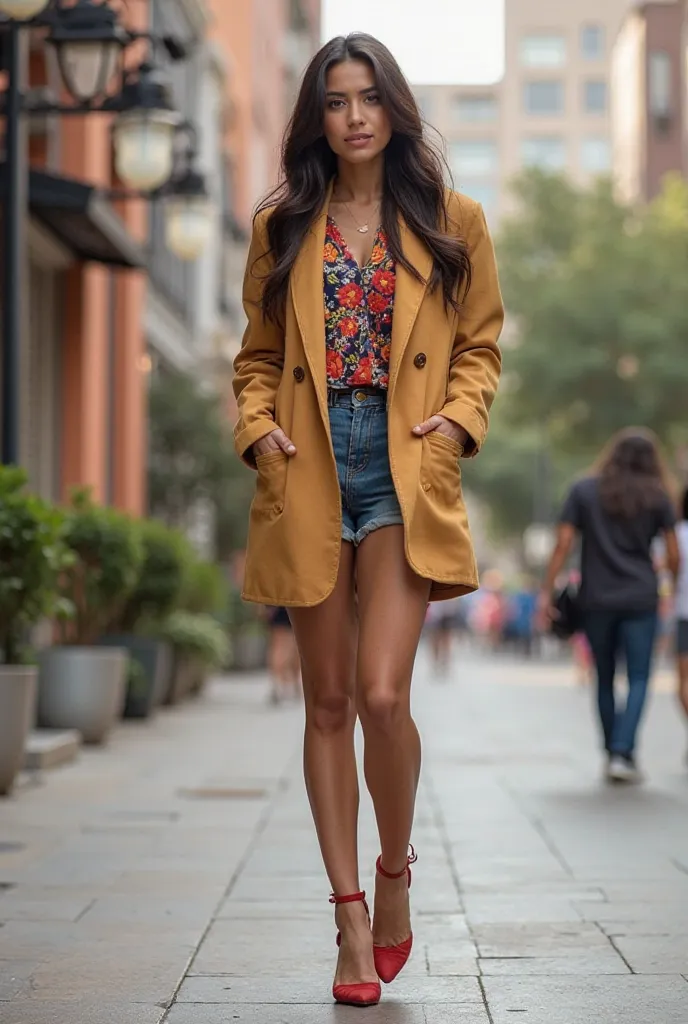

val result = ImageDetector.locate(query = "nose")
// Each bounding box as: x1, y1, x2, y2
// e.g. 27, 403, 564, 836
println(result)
348, 100, 365, 126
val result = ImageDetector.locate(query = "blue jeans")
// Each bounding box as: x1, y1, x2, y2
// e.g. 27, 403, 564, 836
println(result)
583, 610, 658, 757
328, 389, 403, 546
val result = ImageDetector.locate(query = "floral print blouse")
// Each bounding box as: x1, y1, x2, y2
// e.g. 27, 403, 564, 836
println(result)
323, 216, 396, 389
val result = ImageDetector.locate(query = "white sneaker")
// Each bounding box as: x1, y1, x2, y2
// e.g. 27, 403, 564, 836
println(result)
607, 755, 643, 784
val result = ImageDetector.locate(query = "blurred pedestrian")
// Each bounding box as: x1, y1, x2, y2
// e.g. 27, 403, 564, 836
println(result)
425, 597, 459, 676
266, 606, 301, 704
538, 428, 680, 783
676, 486, 688, 758
232, 33, 503, 1007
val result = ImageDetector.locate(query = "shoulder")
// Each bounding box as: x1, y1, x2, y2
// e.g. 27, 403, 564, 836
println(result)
443, 189, 484, 238
569, 475, 597, 503
251, 204, 277, 241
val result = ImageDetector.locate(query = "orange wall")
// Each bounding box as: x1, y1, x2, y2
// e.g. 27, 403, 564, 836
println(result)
208, 0, 290, 230
51, 7, 148, 515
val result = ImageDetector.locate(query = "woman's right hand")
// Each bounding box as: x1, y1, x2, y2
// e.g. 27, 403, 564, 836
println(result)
253, 427, 297, 458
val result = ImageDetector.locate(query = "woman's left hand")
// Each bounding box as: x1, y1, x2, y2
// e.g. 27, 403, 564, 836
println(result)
412, 415, 469, 448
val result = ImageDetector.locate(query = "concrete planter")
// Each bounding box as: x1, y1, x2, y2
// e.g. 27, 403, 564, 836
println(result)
0, 666, 38, 796
165, 652, 195, 705
100, 636, 172, 718
38, 647, 127, 744
232, 629, 268, 672
188, 658, 209, 697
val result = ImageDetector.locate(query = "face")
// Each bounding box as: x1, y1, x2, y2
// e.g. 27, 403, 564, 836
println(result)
323, 58, 392, 165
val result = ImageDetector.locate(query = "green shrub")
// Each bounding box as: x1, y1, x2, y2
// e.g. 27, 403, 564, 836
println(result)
114, 520, 191, 633
58, 489, 143, 645
0, 467, 72, 665
181, 559, 227, 616
159, 612, 230, 669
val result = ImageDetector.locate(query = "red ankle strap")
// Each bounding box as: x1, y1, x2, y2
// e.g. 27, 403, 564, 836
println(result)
329, 889, 366, 905
376, 845, 418, 879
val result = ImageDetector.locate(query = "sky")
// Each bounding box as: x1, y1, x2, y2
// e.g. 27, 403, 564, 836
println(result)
322, 0, 505, 86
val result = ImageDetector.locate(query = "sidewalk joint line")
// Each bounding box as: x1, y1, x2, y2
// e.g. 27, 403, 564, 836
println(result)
160, 742, 304, 1022
593, 920, 636, 974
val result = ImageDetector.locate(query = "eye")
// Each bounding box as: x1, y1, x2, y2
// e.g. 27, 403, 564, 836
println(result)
365, 94, 381, 104
327, 99, 346, 110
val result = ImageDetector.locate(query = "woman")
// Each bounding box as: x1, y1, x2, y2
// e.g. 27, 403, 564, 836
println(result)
676, 487, 688, 758
539, 429, 680, 784
265, 606, 301, 704
233, 34, 503, 1006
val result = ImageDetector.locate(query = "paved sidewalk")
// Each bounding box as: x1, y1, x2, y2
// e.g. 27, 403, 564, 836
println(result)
1, 647, 688, 1023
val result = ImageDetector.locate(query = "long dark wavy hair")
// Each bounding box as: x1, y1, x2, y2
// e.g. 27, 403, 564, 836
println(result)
594, 428, 675, 519
255, 33, 472, 325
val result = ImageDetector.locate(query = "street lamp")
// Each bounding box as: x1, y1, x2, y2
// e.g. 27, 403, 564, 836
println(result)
164, 168, 213, 261
111, 63, 180, 191
0, 0, 49, 18
46, 0, 128, 103
0, 2, 208, 466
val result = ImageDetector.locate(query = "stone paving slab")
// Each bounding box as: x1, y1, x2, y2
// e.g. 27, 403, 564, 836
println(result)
177, 974, 482, 1003
2, 652, 688, 1022
483, 975, 688, 1024
0, 1003, 165, 1024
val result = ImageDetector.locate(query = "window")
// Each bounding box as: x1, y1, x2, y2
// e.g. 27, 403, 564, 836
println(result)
581, 24, 605, 60
521, 136, 566, 170
449, 140, 498, 177
648, 51, 672, 120
583, 80, 607, 113
581, 136, 611, 173
521, 35, 566, 68
454, 95, 498, 122
524, 81, 564, 115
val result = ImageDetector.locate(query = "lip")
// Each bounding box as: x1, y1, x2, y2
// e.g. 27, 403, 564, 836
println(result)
345, 133, 373, 146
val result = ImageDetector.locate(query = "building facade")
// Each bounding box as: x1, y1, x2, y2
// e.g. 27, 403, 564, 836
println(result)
611, 1, 686, 203
414, 0, 655, 225
0, 2, 151, 513
413, 84, 502, 226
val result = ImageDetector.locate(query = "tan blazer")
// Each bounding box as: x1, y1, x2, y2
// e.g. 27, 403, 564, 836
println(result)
233, 186, 504, 606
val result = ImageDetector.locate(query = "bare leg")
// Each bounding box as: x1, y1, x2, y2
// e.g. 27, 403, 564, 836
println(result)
268, 626, 294, 701
355, 526, 431, 947
288, 542, 377, 987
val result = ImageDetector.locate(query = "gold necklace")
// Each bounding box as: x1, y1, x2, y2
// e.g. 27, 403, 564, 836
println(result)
338, 198, 380, 235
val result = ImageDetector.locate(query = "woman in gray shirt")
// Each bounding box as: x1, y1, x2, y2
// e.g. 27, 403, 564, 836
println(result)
539, 429, 680, 783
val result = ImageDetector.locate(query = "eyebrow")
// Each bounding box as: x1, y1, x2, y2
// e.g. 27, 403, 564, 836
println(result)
325, 86, 378, 97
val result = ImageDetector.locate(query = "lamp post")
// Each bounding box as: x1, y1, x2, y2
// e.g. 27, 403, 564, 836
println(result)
0, 0, 211, 466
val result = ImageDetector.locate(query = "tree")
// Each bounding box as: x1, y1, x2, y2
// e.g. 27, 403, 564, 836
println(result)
148, 370, 254, 558
497, 170, 688, 455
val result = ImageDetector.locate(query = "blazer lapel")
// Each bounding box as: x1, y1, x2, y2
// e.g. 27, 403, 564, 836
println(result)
290, 180, 334, 421
389, 217, 433, 399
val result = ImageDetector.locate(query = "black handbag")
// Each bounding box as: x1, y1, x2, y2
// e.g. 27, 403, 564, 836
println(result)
551, 583, 582, 639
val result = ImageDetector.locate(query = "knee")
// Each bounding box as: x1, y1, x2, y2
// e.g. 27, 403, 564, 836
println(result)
358, 686, 407, 734
306, 687, 353, 734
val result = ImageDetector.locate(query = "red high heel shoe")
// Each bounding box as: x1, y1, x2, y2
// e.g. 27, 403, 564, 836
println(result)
373, 846, 418, 984
329, 890, 381, 1007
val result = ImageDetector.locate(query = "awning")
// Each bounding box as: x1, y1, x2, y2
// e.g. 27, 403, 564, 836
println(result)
0, 166, 146, 269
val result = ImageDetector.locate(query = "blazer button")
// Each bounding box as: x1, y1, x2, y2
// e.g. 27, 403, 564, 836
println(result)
293, 366, 305, 382
414, 352, 427, 369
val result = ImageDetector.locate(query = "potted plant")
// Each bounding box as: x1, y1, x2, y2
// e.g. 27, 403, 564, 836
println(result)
102, 521, 189, 718
159, 611, 231, 702
38, 490, 142, 744
160, 559, 228, 703
227, 585, 268, 672
0, 468, 70, 794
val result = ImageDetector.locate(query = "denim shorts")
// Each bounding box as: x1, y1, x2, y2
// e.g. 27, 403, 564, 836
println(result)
328, 389, 403, 547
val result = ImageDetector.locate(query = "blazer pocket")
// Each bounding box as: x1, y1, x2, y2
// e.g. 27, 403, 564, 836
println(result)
253, 450, 288, 517
420, 432, 462, 506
